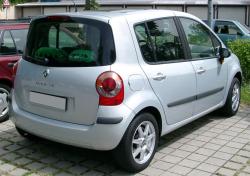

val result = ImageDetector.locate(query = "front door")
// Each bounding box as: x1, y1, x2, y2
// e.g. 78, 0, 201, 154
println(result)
134, 17, 196, 125
179, 18, 228, 115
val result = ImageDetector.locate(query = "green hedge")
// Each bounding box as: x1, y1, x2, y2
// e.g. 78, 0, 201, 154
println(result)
228, 39, 250, 82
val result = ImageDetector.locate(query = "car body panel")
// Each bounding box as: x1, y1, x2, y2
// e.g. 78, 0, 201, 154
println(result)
11, 10, 242, 151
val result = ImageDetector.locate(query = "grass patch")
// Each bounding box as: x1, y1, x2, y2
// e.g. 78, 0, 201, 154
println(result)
241, 83, 250, 105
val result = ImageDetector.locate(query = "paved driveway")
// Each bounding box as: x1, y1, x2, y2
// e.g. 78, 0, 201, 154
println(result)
0, 107, 249, 176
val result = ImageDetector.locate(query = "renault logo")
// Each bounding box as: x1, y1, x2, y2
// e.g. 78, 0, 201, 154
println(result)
43, 69, 50, 78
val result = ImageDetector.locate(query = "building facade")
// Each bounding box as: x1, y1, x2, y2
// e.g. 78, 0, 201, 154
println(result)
1, 0, 250, 26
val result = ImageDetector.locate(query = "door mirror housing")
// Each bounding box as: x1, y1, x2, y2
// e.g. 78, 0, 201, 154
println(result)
218, 47, 231, 64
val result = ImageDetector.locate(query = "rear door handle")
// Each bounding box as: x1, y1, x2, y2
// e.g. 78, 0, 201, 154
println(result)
7, 62, 16, 68
196, 67, 206, 74
152, 73, 166, 81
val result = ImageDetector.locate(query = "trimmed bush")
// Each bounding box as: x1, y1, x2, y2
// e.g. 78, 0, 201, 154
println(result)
228, 39, 250, 82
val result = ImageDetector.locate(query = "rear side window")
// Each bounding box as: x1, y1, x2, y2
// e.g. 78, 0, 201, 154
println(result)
24, 16, 115, 67
135, 18, 184, 63
11, 29, 28, 54
0, 31, 16, 55
214, 21, 242, 35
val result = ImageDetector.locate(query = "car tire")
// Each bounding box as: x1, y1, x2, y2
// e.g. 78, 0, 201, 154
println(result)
113, 112, 159, 173
220, 77, 241, 117
16, 127, 38, 141
0, 84, 10, 123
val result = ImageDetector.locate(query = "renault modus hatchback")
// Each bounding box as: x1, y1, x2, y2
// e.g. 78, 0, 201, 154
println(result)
11, 10, 242, 172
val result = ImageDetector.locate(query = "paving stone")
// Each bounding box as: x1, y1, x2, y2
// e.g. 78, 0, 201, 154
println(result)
224, 161, 243, 170
212, 151, 233, 160
219, 146, 240, 154
216, 168, 236, 176
160, 171, 181, 176
161, 155, 183, 164
140, 167, 164, 176
205, 157, 227, 167
230, 155, 249, 164
0, 163, 16, 172
25, 162, 45, 170
68, 165, 88, 175
226, 142, 246, 149
232, 137, 249, 144
168, 165, 192, 175
187, 169, 211, 176
195, 148, 216, 156
203, 143, 221, 150
187, 153, 208, 162
179, 144, 198, 152
13, 157, 32, 166
197, 163, 220, 173
151, 161, 174, 170
243, 166, 250, 173
171, 150, 191, 158
83, 170, 104, 176
187, 140, 206, 147
179, 159, 200, 168
38, 166, 58, 175
238, 150, 250, 157
55, 172, 74, 176
9, 168, 29, 176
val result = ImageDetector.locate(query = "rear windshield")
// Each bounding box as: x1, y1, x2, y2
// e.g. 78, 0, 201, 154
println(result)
24, 16, 116, 67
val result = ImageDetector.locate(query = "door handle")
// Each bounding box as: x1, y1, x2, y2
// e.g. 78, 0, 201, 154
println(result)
196, 67, 206, 74
7, 62, 16, 68
152, 73, 166, 81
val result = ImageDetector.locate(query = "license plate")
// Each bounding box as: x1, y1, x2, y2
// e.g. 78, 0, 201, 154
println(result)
29, 92, 66, 110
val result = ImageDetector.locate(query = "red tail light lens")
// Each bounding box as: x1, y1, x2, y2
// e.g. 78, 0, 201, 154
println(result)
96, 71, 124, 106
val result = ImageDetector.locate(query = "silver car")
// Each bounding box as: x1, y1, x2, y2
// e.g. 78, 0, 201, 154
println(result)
11, 10, 242, 172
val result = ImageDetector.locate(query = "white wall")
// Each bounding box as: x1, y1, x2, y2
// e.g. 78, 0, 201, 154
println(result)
43, 7, 67, 14
187, 6, 208, 20
218, 6, 246, 24
23, 7, 41, 17
156, 5, 183, 11
0, 6, 16, 19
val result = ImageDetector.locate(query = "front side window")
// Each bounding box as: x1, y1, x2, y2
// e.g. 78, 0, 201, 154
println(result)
11, 29, 28, 54
135, 18, 184, 63
214, 21, 242, 35
0, 30, 17, 55
180, 18, 216, 59
24, 16, 115, 67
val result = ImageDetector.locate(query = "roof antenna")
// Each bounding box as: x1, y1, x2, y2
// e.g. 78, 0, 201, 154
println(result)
72, 0, 77, 12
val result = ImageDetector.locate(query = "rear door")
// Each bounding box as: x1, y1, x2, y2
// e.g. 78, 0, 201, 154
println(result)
0, 30, 20, 79
134, 17, 196, 125
14, 16, 116, 125
179, 18, 228, 115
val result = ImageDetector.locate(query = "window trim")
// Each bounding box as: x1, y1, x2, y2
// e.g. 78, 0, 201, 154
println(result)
133, 16, 189, 65
177, 16, 223, 61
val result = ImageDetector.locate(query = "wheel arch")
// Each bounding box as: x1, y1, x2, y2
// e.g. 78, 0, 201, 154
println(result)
135, 106, 163, 137
0, 79, 12, 88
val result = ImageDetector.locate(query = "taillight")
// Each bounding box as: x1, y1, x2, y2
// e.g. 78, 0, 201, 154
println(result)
96, 71, 124, 106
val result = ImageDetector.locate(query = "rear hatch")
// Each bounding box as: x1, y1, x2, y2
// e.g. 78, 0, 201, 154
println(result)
14, 15, 116, 125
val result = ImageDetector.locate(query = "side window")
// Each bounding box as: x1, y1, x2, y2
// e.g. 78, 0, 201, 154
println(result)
0, 31, 17, 55
11, 29, 28, 54
135, 18, 184, 63
215, 21, 242, 35
180, 18, 216, 59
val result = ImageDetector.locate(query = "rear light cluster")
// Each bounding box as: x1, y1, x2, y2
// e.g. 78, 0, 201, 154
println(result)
96, 71, 124, 106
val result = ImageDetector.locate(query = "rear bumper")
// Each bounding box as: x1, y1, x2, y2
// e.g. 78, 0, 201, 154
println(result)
10, 92, 135, 150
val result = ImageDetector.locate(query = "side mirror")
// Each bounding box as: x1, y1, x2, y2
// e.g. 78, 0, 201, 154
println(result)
218, 47, 231, 64
237, 32, 243, 36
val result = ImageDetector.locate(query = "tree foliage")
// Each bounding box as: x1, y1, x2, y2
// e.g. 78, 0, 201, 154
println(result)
85, 0, 99, 10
